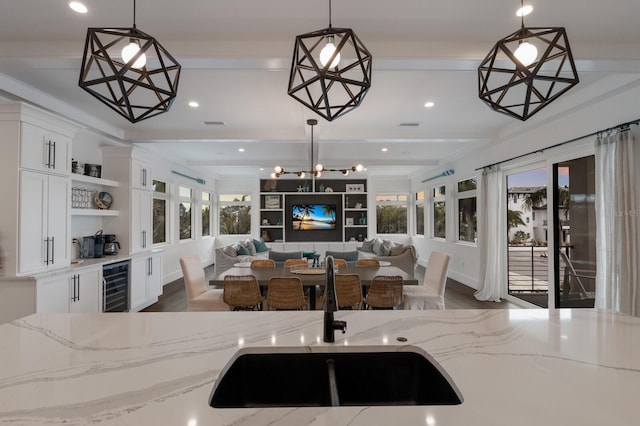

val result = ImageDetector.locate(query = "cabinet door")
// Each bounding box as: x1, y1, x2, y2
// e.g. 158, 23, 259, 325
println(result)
129, 256, 148, 310
20, 122, 49, 173
147, 254, 163, 300
69, 268, 101, 313
20, 123, 71, 175
131, 189, 152, 253
36, 274, 70, 314
47, 174, 71, 269
131, 159, 152, 190
18, 170, 48, 274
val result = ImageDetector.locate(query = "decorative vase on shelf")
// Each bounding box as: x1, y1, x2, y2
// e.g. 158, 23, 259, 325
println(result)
359, 213, 366, 225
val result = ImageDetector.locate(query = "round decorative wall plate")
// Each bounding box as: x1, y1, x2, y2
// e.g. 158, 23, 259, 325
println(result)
95, 191, 113, 209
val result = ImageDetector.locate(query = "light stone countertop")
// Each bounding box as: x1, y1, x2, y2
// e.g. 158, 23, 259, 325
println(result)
0, 309, 638, 425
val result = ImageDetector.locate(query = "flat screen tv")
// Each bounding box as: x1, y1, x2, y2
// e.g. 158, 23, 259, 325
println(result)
292, 204, 336, 230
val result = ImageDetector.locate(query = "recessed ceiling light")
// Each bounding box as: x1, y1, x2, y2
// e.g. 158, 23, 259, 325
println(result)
259, 168, 264, 171
381, 148, 388, 152
188, 101, 199, 108
424, 101, 435, 108
69, 1, 88, 14
238, 148, 245, 152
516, 5, 533, 17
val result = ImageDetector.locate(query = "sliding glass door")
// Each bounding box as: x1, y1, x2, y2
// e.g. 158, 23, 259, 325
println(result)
553, 155, 596, 308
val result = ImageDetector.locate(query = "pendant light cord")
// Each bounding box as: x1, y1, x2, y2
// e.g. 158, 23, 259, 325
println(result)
328, 0, 332, 28
133, 0, 137, 28
520, 0, 525, 29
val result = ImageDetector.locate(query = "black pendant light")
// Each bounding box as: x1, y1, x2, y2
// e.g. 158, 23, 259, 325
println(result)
478, 1, 579, 121
78, 0, 181, 123
288, 0, 372, 122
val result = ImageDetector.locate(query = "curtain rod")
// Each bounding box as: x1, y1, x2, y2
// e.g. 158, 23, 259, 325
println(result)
475, 117, 640, 171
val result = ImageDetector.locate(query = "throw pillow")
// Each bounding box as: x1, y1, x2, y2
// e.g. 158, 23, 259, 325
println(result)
372, 238, 384, 255
222, 245, 238, 257
243, 239, 257, 256
253, 238, 269, 253
380, 240, 396, 256
361, 238, 375, 252
235, 243, 250, 256
389, 243, 406, 256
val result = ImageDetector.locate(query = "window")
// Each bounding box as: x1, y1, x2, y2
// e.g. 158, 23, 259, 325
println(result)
152, 180, 167, 244
179, 186, 193, 240
219, 194, 251, 235
415, 191, 425, 235
376, 194, 408, 234
432, 185, 446, 239
201, 191, 212, 237
457, 178, 477, 242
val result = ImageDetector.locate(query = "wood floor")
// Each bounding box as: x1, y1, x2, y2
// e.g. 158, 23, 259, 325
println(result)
142, 265, 519, 312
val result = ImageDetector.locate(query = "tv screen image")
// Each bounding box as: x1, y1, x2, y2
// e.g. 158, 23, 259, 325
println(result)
292, 204, 336, 230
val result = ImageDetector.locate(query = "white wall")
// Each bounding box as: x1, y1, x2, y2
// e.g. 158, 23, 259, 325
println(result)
411, 76, 640, 289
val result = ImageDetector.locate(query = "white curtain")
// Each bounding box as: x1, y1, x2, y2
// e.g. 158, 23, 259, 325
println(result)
475, 166, 506, 302
595, 130, 640, 316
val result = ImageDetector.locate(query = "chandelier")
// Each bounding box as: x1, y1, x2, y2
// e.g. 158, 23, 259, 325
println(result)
271, 119, 364, 179
478, 0, 579, 121
287, 0, 372, 122
78, 0, 181, 123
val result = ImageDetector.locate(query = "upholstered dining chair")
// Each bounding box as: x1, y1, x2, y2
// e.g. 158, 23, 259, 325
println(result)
335, 274, 363, 309
364, 275, 404, 309
283, 258, 308, 269
179, 255, 227, 311
223, 275, 264, 310
266, 277, 307, 310
356, 258, 380, 268
403, 251, 451, 310
250, 259, 276, 268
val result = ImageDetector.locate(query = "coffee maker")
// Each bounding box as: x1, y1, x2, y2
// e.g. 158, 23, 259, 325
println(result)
103, 234, 120, 255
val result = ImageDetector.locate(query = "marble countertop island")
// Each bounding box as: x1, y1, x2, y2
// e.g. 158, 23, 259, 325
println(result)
0, 309, 638, 425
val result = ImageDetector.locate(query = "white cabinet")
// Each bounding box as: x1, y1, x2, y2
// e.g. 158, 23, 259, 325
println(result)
130, 253, 163, 311
20, 122, 71, 175
19, 170, 70, 274
36, 267, 101, 314
131, 158, 152, 190
131, 189, 152, 253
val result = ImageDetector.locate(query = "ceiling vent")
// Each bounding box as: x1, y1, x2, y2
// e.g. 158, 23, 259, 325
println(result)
203, 121, 227, 126
399, 122, 420, 127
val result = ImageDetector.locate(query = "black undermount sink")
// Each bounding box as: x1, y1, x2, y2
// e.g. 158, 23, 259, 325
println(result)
209, 346, 463, 408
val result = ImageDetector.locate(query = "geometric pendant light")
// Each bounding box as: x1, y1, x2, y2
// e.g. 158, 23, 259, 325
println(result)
287, 0, 373, 122
78, 0, 181, 123
478, 1, 579, 121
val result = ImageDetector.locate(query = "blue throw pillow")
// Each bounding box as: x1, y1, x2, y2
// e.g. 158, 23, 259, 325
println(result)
235, 243, 250, 256
253, 238, 269, 253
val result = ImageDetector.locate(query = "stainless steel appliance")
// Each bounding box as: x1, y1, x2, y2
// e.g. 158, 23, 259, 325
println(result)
80, 230, 106, 258
103, 234, 120, 255
102, 261, 129, 312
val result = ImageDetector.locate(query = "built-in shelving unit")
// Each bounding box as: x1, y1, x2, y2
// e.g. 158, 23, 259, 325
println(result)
259, 178, 367, 243
71, 174, 120, 216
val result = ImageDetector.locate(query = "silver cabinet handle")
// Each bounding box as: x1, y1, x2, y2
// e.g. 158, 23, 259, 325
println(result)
44, 238, 50, 265
52, 141, 56, 169
102, 277, 107, 312
50, 236, 55, 264
76, 274, 80, 301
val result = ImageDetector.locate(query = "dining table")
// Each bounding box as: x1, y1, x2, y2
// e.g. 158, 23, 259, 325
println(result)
210, 266, 418, 310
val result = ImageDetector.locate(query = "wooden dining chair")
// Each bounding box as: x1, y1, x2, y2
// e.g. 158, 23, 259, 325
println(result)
223, 275, 264, 310
266, 277, 307, 310
283, 258, 308, 269
333, 258, 348, 269
335, 274, 363, 309
250, 259, 276, 268
364, 275, 404, 309
356, 258, 380, 268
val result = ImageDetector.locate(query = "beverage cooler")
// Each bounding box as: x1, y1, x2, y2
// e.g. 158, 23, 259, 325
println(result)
102, 261, 129, 312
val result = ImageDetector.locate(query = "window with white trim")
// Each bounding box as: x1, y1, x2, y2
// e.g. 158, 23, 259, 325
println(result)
457, 177, 477, 243
415, 191, 425, 235
201, 191, 212, 237
376, 194, 408, 234
152, 180, 168, 244
179, 186, 194, 240
432, 185, 446, 239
